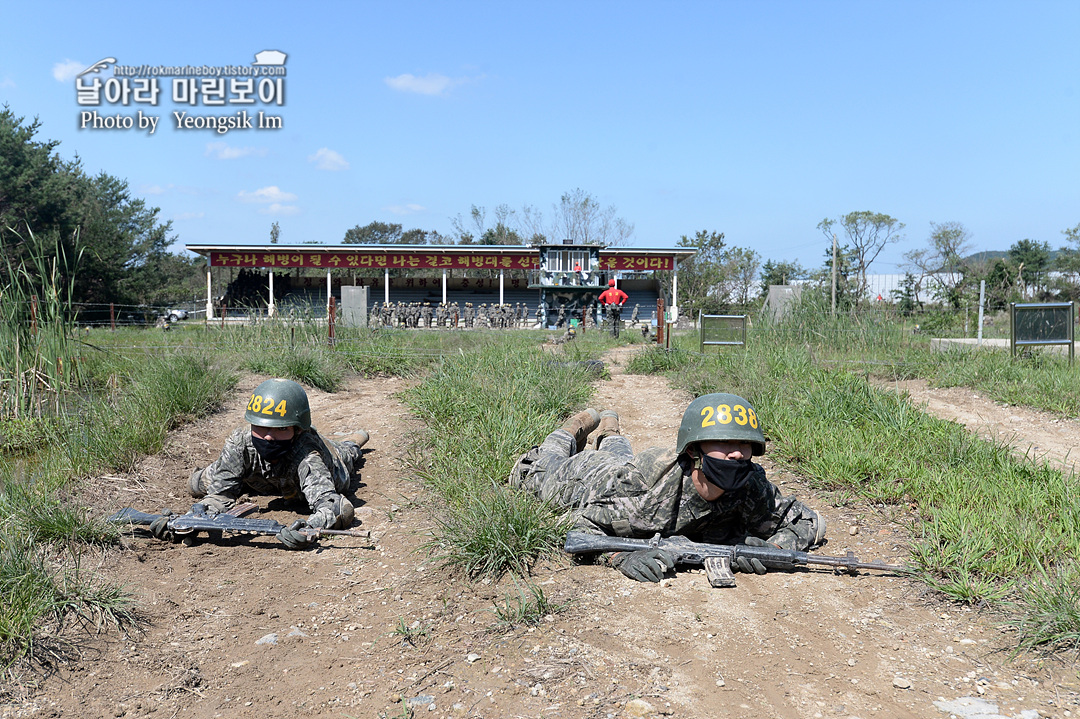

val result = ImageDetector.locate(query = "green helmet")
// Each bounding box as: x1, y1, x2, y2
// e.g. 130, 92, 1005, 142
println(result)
244, 378, 311, 430
676, 393, 765, 456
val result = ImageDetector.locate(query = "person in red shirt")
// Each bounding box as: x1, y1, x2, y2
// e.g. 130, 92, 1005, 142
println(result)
598, 279, 629, 337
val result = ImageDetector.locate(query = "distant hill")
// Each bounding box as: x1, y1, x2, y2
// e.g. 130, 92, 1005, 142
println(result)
964, 250, 1007, 263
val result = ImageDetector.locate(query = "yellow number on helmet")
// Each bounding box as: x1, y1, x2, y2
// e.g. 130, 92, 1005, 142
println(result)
274, 399, 287, 416
733, 404, 748, 425
748, 407, 758, 429
700, 406, 715, 427
246, 394, 256, 411
716, 404, 732, 424
260, 396, 275, 415
251, 395, 263, 413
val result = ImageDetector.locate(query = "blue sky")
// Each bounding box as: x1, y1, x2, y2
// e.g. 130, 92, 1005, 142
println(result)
1, 1, 1078, 273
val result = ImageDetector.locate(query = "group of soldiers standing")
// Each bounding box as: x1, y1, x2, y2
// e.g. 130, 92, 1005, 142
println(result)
369, 301, 535, 329
368, 299, 645, 331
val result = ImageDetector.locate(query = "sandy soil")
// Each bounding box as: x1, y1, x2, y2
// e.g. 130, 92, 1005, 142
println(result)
3, 349, 1078, 719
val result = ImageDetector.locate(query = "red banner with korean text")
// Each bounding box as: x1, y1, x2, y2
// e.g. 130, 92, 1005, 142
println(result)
596, 254, 674, 271
209, 251, 541, 270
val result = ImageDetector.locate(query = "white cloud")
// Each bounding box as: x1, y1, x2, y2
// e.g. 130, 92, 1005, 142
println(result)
308, 147, 349, 171
384, 73, 468, 96
52, 59, 85, 82
237, 186, 298, 204
261, 203, 300, 216
140, 184, 166, 195
384, 203, 426, 216
206, 141, 267, 160
0, 76, 14, 89
172, 212, 205, 221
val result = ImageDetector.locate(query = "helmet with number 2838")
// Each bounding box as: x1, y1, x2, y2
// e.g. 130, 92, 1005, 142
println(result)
676, 393, 765, 456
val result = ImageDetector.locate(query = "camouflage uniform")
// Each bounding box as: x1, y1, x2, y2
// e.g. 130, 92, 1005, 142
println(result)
191, 426, 360, 519
511, 429, 822, 551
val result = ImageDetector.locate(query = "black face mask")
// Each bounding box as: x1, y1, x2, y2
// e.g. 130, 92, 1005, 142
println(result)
252, 435, 293, 463
700, 456, 753, 495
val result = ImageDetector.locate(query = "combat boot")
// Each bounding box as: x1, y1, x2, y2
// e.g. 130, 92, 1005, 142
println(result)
341, 429, 370, 449
340, 429, 370, 467
587, 409, 621, 450
189, 468, 208, 498
561, 408, 601, 452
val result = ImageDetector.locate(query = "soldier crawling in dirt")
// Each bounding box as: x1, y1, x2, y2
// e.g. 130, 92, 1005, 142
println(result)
510, 393, 826, 582
153, 379, 370, 550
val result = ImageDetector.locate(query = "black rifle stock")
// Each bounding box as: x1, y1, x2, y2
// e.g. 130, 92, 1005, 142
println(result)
564, 531, 907, 587
109, 503, 370, 544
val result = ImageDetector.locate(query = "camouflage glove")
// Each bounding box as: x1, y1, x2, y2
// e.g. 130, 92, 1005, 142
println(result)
307, 507, 335, 530
307, 496, 354, 530
149, 510, 176, 540
276, 520, 317, 550
733, 536, 776, 575
610, 548, 675, 583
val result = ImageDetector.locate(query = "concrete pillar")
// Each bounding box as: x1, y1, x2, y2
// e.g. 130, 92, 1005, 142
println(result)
205, 265, 214, 320
326, 269, 332, 315
268, 270, 275, 317
442, 269, 447, 304
384, 267, 390, 304
671, 263, 679, 322
499, 270, 505, 305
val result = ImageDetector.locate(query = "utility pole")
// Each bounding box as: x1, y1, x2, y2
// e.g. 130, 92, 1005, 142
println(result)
831, 233, 838, 317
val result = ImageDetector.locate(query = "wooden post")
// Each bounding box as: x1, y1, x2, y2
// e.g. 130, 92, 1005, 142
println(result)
110, 302, 116, 331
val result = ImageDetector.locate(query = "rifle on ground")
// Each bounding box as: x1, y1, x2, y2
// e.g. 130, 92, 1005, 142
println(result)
564, 531, 907, 588
109, 503, 371, 546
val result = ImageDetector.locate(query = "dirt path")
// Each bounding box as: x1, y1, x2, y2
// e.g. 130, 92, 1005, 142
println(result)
873, 378, 1080, 478
3, 352, 1076, 719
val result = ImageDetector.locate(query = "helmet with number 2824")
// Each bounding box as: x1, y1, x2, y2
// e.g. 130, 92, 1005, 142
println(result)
676, 392, 765, 456
244, 378, 312, 430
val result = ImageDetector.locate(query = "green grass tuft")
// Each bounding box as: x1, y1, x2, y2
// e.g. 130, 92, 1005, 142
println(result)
245, 347, 344, 392
1011, 562, 1080, 656
492, 581, 570, 628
